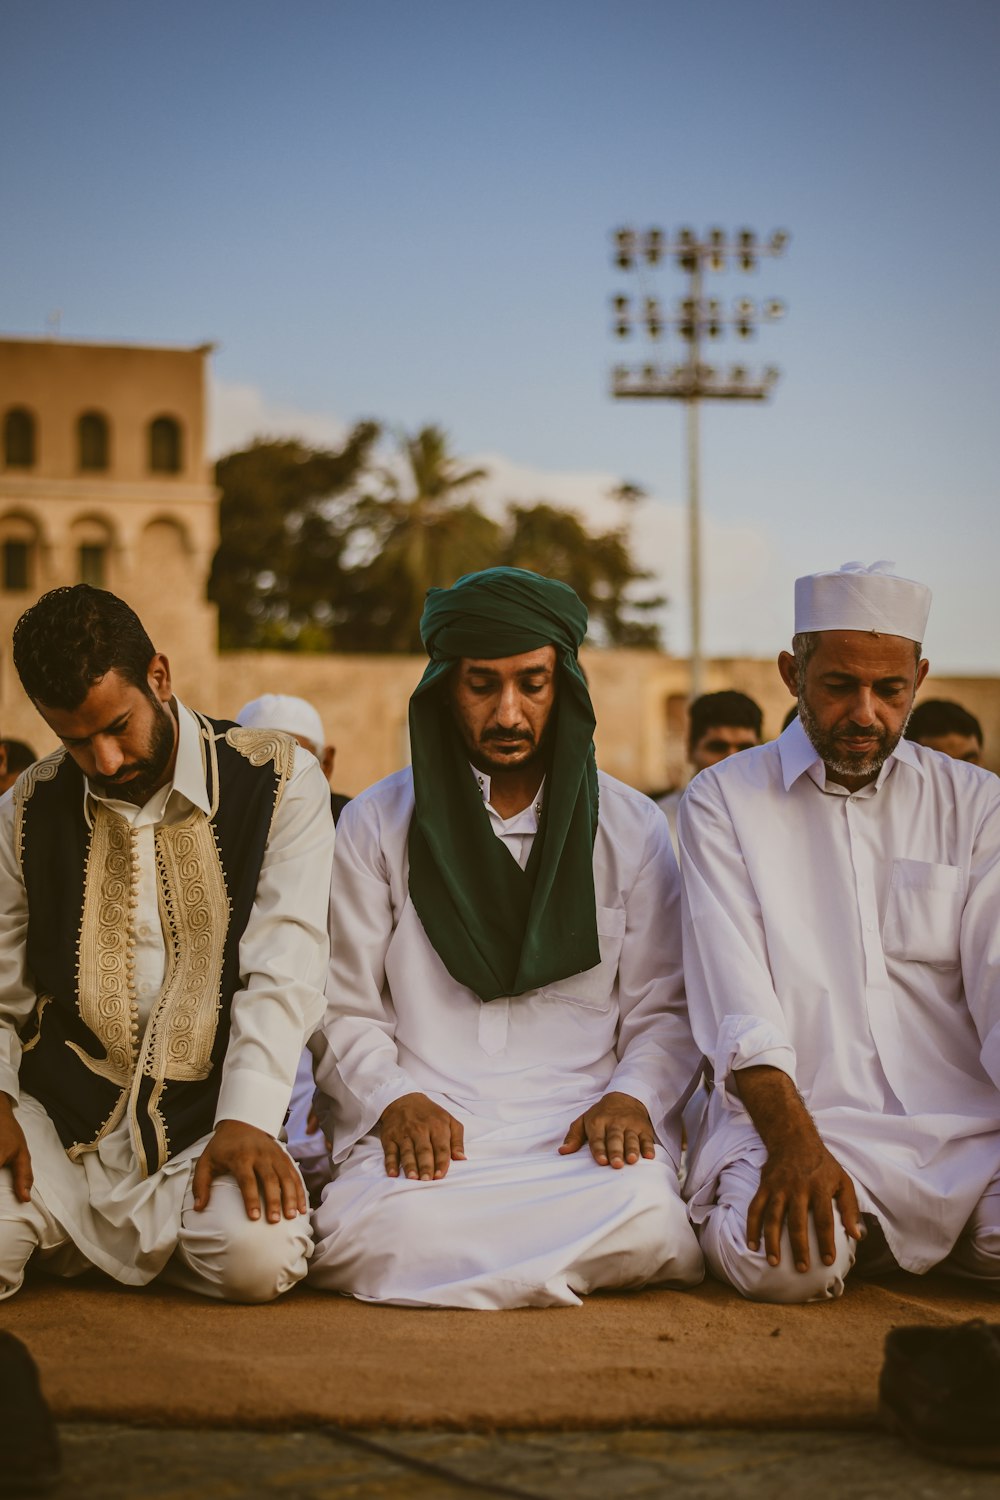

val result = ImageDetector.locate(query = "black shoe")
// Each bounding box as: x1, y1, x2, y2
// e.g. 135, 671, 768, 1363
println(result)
879, 1320, 1000, 1469
0, 1331, 62, 1494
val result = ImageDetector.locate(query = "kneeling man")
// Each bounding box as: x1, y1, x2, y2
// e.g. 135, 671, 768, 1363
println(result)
309, 567, 704, 1307
0, 586, 333, 1302
680, 562, 1000, 1302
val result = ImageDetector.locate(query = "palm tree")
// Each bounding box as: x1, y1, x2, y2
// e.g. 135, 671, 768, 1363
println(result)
347, 426, 501, 651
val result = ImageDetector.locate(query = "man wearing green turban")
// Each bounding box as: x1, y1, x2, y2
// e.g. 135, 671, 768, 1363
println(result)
309, 567, 704, 1307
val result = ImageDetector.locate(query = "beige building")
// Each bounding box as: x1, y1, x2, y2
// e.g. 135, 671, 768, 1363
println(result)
3, 334, 998, 789
0, 336, 219, 736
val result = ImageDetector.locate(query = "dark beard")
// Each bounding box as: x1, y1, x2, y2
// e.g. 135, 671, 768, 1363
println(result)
797, 695, 905, 780
91, 702, 176, 806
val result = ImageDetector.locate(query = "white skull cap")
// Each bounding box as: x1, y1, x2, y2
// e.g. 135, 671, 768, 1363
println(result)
794, 561, 931, 643
235, 694, 326, 752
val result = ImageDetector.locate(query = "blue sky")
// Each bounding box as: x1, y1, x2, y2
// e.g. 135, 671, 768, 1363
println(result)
3, 0, 998, 667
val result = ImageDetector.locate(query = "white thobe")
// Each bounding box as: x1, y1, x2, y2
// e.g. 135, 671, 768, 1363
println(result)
679, 716, 1000, 1280
0, 702, 333, 1296
309, 765, 704, 1308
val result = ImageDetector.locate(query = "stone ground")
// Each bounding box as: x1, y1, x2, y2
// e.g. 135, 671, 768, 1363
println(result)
38, 1424, 998, 1499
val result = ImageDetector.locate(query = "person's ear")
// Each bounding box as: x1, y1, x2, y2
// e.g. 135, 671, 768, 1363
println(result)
777, 650, 798, 697
321, 745, 336, 781
147, 654, 173, 704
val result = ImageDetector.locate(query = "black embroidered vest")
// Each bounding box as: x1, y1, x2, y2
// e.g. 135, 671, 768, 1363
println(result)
16, 713, 296, 1176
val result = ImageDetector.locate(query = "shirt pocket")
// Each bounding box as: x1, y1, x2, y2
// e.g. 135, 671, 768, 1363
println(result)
542, 905, 627, 1011
882, 859, 963, 968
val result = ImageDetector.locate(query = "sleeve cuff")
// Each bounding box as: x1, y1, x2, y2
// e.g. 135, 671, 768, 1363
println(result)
714, 1014, 796, 1112
214, 1068, 294, 1137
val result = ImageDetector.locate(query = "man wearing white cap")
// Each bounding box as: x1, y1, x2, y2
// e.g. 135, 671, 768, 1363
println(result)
235, 694, 344, 1201
679, 561, 1000, 1302
236, 694, 349, 825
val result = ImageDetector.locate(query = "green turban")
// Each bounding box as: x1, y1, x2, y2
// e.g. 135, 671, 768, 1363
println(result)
407, 566, 600, 1002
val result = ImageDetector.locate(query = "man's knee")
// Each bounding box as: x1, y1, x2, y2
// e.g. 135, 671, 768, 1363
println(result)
213, 1214, 312, 1303
700, 1201, 853, 1304
622, 1171, 704, 1287
177, 1182, 313, 1303
0, 1173, 45, 1300
948, 1214, 1000, 1281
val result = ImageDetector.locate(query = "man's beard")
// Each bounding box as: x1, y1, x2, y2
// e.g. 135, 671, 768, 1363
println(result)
91, 702, 176, 806
474, 725, 545, 775
797, 695, 906, 780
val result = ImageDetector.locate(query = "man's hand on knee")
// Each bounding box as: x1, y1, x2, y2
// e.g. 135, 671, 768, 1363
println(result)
192, 1119, 306, 1224
0, 1093, 32, 1203
559, 1091, 656, 1169
733, 1064, 863, 1273
746, 1139, 862, 1273
377, 1093, 466, 1181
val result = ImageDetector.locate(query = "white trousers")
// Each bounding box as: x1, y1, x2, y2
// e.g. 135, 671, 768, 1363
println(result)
0, 1161, 313, 1305
698, 1156, 1000, 1304
310, 1128, 704, 1309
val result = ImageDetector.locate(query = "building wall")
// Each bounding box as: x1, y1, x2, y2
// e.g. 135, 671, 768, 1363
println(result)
1, 337, 219, 735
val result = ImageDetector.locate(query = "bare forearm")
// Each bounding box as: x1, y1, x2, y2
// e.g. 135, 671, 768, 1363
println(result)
732, 1065, 819, 1152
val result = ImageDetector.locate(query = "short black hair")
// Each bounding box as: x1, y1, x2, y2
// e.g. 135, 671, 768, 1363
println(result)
906, 698, 983, 746
1, 739, 38, 774
12, 586, 157, 710
688, 690, 763, 752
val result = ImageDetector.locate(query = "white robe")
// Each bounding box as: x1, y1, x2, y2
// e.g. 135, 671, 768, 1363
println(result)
0, 702, 333, 1291
309, 766, 704, 1307
679, 717, 1000, 1277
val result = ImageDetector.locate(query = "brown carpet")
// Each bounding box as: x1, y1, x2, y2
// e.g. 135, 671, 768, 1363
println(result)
2, 1272, 995, 1431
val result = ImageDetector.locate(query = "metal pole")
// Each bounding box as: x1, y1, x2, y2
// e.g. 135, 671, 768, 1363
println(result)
687, 256, 704, 698
687, 393, 703, 698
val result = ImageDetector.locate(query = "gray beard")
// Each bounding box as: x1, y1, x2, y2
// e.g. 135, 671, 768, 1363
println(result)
797, 695, 909, 781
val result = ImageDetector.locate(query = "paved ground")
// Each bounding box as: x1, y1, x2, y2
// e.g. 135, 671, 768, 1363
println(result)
40, 1424, 998, 1499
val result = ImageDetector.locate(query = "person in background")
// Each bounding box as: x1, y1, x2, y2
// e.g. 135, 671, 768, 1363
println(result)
657, 691, 764, 855
236, 693, 350, 824
0, 740, 34, 797
906, 698, 984, 766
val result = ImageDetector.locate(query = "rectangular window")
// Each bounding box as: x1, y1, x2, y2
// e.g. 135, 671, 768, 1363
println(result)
2, 540, 30, 591
79, 544, 106, 588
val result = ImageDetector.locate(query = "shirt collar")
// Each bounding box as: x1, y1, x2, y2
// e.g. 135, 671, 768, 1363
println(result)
86, 699, 212, 819
778, 711, 925, 793
469, 763, 545, 824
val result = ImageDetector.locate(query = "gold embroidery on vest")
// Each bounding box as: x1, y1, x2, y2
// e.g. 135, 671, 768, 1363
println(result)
74, 806, 139, 1086
67, 1088, 130, 1163
149, 817, 230, 1084
223, 727, 296, 817
122, 813, 231, 1173
12, 750, 66, 875
19, 994, 52, 1053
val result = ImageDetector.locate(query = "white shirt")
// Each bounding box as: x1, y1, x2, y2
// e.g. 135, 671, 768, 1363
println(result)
679, 716, 1000, 1271
313, 765, 702, 1164
0, 701, 333, 1281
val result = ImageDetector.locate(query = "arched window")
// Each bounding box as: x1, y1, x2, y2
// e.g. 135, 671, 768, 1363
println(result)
0, 514, 40, 592
3, 408, 36, 469
149, 415, 182, 474
78, 411, 110, 471
71, 515, 115, 591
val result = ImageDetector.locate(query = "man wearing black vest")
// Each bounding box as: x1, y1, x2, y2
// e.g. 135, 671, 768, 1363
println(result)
0, 586, 333, 1302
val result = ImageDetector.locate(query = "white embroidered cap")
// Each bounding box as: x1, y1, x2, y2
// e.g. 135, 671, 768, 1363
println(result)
235, 693, 326, 752
794, 561, 931, 643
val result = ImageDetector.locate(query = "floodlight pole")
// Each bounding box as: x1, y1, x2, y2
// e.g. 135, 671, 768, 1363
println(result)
687, 257, 704, 695
608, 226, 788, 699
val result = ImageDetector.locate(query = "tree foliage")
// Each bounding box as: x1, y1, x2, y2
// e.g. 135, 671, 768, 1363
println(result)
210, 425, 665, 652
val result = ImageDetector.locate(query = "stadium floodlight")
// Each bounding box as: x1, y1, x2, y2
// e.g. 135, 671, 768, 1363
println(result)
606, 224, 789, 695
